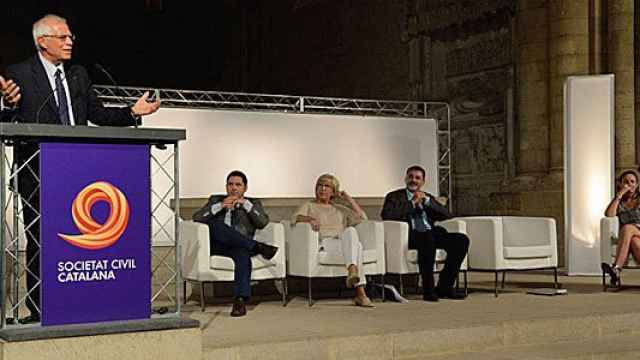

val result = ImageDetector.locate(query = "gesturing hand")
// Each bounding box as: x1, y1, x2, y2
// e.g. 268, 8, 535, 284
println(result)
617, 184, 632, 200
222, 195, 239, 209
0, 76, 21, 107
131, 91, 161, 117
412, 191, 426, 206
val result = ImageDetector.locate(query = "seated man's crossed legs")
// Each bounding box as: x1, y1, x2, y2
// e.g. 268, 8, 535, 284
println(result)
207, 220, 278, 317
208, 219, 277, 258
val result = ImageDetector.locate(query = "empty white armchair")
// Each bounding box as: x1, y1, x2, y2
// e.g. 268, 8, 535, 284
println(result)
180, 220, 286, 311
601, 216, 619, 269
285, 220, 385, 305
600, 216, 638, 290
383, 219, 468, 295
458, 216, 558, 296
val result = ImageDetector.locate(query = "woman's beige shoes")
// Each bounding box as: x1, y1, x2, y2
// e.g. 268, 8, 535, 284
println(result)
346, 266, 360, 288
354, 295, 375, 307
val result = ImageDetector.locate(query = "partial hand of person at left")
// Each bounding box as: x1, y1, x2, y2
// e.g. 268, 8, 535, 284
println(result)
0, 75, 21, 107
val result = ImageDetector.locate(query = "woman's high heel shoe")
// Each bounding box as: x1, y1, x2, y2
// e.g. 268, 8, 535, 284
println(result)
601, 262, 620, 288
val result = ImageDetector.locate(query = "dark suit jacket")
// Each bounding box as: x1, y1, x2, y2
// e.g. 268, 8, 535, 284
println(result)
192, 195, 270, 239
1, 55, 138, 127
1, 56, 140, 193
381, 188, 451, 229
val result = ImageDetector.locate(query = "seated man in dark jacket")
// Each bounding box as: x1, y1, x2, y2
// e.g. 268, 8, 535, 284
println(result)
381, 165, 469, 301
193, 170, 277, 316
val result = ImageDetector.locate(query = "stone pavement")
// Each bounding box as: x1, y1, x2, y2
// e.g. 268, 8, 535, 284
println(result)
182, 271, 640, 359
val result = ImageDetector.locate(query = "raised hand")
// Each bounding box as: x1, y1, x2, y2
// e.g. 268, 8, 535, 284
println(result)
0, 76, 21, 107
617, 184, 631, 200
222, 195, 239, 209
412, 191, 426, 206
131, 91, 161, 117
338, 190, 351, 200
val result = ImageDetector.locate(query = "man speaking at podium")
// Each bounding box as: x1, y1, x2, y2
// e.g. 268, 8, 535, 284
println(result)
0, 14, 161, 324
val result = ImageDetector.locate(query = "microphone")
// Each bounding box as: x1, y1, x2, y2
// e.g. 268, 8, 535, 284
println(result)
94, 63, 138, 129
35, 69, 76, 124
0, 78, 23, 123
1, 96, 25, 124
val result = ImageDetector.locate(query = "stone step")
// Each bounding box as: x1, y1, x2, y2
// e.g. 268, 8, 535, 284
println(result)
196, 273, 640, 360
202, 307, 640, 360
413, 333, 640, 360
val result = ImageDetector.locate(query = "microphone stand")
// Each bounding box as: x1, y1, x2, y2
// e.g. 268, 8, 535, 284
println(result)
94, 63, 139, 129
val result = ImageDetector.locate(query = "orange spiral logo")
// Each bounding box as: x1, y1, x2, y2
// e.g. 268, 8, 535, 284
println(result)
58, 181, 130, 250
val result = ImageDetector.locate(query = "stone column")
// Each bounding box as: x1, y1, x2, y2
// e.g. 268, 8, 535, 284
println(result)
515, 0, 590, 266
516, 0, 550, 175
407, 10, 422, 101
608, 0, 636, 171
636, 0, 640, 154
548, 0, 590, 171
589, 0, 608, 74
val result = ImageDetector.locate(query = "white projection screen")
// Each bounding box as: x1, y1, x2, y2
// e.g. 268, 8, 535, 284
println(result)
148, 108, 440, 198
564, 75, 614, 275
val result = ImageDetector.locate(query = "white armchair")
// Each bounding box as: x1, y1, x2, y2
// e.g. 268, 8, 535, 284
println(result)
383, 219, 468, 295
458, 216, 558, 296
600, 216, 638, 290
180, 220, 286, 311
285, 220, 385, 305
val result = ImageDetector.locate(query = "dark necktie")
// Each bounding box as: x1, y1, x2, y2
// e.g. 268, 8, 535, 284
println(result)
412, 211, 429, 232
55, 69, 70, 125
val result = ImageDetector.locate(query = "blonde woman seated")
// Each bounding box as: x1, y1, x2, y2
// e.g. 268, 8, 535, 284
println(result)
293, 174, 374, 307
603, 170, 640, 288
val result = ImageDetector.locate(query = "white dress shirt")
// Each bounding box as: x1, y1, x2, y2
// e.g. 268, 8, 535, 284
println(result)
38, 53, 76, 125
210, 199, 254, 226
0, 98, 10, 111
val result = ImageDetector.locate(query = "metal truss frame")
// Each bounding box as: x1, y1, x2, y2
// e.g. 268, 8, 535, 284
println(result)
96, 86, 451, 315
0, 87, 450, 328
94, 85, 452, 203
149, 144, 181, 315
0, 145, 42, 327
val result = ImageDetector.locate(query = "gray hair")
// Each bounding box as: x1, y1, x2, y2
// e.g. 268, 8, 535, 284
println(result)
32, 14, 67, 49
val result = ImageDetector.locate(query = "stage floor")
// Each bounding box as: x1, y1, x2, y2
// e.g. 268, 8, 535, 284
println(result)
183, 271, 640, 359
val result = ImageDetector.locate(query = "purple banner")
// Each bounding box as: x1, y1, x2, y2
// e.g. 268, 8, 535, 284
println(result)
40, 143, 150, 326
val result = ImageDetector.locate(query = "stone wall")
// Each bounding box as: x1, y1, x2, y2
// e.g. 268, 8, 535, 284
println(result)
405, 0, 516, 217
637, 0, 640, 149
609, 0, 637, 171
402, 0, 636, 265
224, 0, 637, 267
2, 2, 636, 273
93, 2, 640, 297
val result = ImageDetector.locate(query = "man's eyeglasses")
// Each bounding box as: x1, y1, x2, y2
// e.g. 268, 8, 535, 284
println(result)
42, 34, 76, 41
